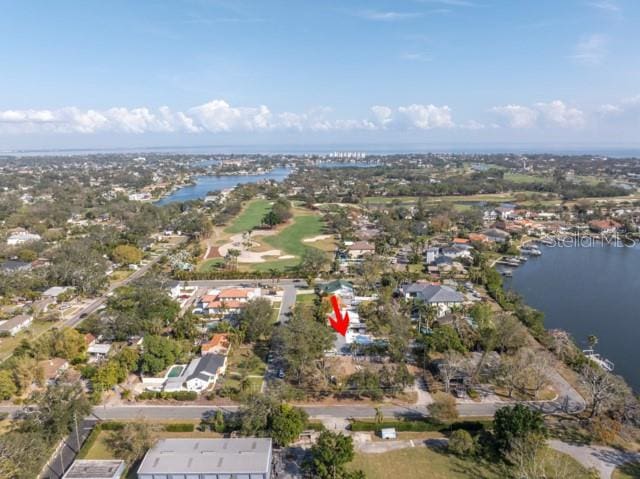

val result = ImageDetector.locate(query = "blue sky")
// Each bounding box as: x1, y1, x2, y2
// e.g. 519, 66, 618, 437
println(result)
1, 0, 639, 151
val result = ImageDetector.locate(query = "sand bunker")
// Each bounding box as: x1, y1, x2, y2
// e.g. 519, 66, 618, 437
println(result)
219, 232, 296, 263
302, 234, 333, 243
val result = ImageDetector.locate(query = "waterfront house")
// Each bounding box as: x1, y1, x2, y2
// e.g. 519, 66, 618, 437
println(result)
401, 283, 465, 316
589, 219, 623, 234
482, 228, 511, 243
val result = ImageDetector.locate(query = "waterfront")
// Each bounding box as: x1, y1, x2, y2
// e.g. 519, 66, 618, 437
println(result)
156, 167, 291, 204
505, 244, 640, 391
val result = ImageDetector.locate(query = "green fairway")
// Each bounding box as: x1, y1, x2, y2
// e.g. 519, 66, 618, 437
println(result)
224, 199, 271, 234
263, 214, 325, 257
504, 172, 552, 184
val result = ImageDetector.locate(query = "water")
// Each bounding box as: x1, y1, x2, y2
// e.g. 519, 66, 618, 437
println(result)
504, 244, 640, 391
156, 167, 291, 205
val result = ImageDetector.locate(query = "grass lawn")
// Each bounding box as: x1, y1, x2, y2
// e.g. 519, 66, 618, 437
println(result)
613, 462, 640, 479
224, 199, 271, 234
263, 215, 325, 257
296, 293, 316, 304
198, 258, 225, 272
504, 172, 553, 184
347, 445, 590, 479
347, 447, 502, 479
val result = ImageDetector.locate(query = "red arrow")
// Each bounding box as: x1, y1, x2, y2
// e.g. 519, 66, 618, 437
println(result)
328, 295, 349, 336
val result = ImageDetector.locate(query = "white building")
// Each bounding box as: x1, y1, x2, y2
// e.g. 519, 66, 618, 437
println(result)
7, 231, 41, 246
0, 314, 33, 336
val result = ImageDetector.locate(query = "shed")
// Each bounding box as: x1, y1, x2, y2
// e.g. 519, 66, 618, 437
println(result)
380, 428, 397, 440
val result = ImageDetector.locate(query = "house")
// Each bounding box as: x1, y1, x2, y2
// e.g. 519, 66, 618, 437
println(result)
468, 233, 489, 243
38, 358, 69, 385
482, 228, 511, 243
425, 246, 440, 264
201, 333, 230, 355
42, 286, 73, 300
136, 438, 272, 479
495, 203, 517, 220
87, 342, 112, 362
346, 240, 375, 259
163, 354, 228, 393
0, 260, 32, 274
441, 245, 472, 261
6, 230, 41, 246
0, 314, 33, 336
320, 280, 354, 304
63, 459, 126, 479
197, 287, 261, 315
589, 219, 623, 234
401, 283, 465, 316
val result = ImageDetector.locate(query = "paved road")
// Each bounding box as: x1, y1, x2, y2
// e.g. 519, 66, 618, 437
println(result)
41, 418, 98, 479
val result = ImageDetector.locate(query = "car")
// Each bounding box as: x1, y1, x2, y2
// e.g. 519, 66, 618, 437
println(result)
277, 369, 285, 379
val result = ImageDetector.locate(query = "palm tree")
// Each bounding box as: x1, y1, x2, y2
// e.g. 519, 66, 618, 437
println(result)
374, 407, 384, 424
587, 334, 598, 350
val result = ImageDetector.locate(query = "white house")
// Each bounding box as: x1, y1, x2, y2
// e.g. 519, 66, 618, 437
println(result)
7, 231, 41, 246
346, 241, 375, 259
162, 354, 227, 393
0, 314, 33, 336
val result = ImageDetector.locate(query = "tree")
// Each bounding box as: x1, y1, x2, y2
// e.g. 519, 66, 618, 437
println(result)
438, 351, 462, 394
17, 249, 37, 263
20, 383, 91, 444
0, 370, 17, 400
238, 297, 274, 343
111, 244, 143, 265
423, 325, 466, 354
493, 404, 546, 454
0, 431, 49, 479
273, 311, 333, 385
587, 334, 599, 350
48, 239, 108, 295
106, 421, 156, 464
305, 431, 359, 479
270, 403, 308, 446
374, 407, 384, 424
299, 247, 329, 284
448, 429, 475, 456
428, 392, 459, 423
139, 335, 184, 376
173, 312, 200, 340
240, 394, 278, 437
580, 364, 622, 418
38, 327, 87, 361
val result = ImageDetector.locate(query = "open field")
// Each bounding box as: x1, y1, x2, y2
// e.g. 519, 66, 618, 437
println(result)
347, 444, 590, 479
504, 172, 553, 184
224, 199, 271, 234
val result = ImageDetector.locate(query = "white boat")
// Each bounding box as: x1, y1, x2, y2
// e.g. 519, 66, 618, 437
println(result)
521, 246, 542, 256
583, 349, 615, 372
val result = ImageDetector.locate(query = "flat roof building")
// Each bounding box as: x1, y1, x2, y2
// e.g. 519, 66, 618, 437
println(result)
63, 459, 125, 479
137, 438, 272, 479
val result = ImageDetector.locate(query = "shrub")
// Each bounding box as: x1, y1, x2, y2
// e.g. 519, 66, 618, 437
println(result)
100, 421, 126, 431
448, 429, 475, 455
165, 423, 195, 432
137, 390, 197, 401
467, 389, 479, 400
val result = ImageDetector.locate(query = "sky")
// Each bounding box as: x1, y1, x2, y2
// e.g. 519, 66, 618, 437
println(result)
1, 0, 640, 152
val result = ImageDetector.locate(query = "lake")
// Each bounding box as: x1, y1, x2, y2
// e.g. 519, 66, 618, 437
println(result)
504, 243, 640, 391
156, 167, 291, 205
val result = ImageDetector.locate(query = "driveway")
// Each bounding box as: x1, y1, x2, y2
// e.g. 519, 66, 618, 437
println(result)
549, 439, 640, 479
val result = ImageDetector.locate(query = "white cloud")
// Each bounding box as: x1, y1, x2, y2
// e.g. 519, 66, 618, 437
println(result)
0, 100, 459, 135
400, 52, 433, 62
534, 100, 585, 128
370, 105, 393, 126
397, 104, 454, 129
491, 101, 585, 129
355, 10, 422, 21
598, 103, 623, 115
490, 105, 538, 128
588, 1, 621, 13
571, 34, 608, 66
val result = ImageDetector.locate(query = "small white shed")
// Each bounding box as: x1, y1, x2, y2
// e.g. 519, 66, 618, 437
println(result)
380, 428, 397, 440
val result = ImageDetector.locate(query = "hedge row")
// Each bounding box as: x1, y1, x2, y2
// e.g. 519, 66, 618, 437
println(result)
165, 423, 195, 432
349, 419, 490, 433
137, 391, 198, 401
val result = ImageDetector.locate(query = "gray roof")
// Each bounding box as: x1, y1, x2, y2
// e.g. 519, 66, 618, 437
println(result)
187, 354, 225, 382
0, 314, 32, 332
63, 459, 125, 479
137, 438, 272, 475
402, 283, 464, 304
0, 261, 31, 272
